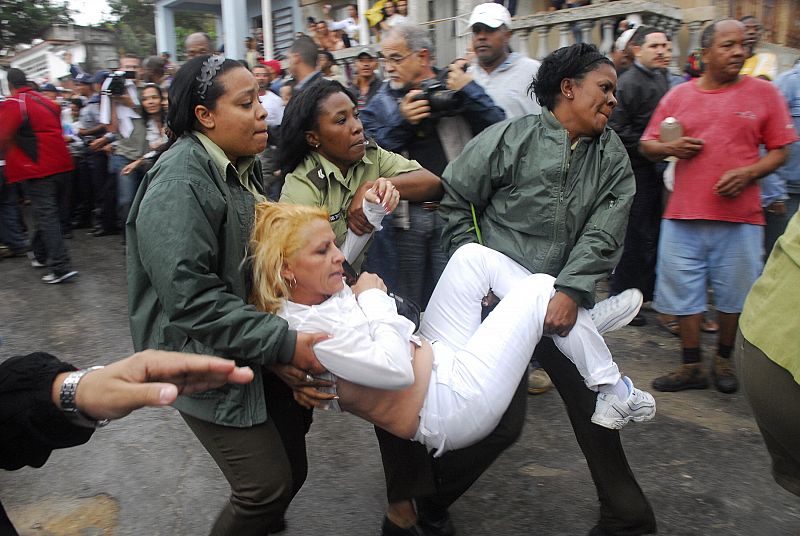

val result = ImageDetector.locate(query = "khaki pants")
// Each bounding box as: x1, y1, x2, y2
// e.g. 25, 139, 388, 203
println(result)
181, 373, 312, 535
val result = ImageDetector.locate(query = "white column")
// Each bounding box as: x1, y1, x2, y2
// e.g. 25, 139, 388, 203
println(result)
599, 18, 614, 55
155, 3, 176, 60
516, 29, 531, 59
407, 0, 426, 24
358, 0, 370, 46
668, 20, 681, 73
577, 20, 593, 45
557, 23, 570, 49
261, 0, 274, 59
215, 17, 224, 50
535, 26, 549, 60
687, 21, 704, 55
221, 0, 249, 60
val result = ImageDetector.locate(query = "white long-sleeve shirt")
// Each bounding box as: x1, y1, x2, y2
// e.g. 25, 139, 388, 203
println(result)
278, 287, 418, 393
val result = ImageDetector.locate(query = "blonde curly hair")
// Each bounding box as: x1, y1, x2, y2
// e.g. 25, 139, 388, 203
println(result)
249, 201, 329, 314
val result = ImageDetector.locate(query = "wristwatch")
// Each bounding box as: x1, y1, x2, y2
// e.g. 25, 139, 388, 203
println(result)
59, 366, 111, 428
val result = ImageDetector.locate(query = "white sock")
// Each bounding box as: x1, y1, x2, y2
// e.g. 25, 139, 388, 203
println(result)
599, 377, 631, 400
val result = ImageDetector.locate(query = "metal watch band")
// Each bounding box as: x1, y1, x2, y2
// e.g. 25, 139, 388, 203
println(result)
59, 366, 110, 428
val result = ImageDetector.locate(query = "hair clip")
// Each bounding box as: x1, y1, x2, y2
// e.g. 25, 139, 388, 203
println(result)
196, 55, 225, 101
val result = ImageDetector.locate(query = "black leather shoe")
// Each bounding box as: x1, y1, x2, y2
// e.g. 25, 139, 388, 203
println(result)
417, 508, 455, 536
381, 516, 427, 536
90, 228, 119, 237
70, 218, 92, 229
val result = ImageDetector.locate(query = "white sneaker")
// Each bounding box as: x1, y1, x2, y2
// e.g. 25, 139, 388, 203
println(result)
590, 289, 643, 334
591, 376, 656, 430
42, 271, 78, 284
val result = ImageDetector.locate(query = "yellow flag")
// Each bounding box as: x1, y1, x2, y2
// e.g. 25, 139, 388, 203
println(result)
365, 0, 386, 27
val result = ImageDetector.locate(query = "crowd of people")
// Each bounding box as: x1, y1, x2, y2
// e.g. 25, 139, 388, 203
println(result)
2, 3, 800, 536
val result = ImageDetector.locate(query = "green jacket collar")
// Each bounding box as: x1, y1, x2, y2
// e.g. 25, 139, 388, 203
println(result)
540, 107, 594, 147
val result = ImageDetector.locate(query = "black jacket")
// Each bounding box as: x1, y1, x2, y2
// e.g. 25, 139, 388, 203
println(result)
1, 352, 94, 535
1, 352, 93, 471
609, 62, 670, 169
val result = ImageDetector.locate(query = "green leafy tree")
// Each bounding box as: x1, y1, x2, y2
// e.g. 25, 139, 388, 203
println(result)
108, 0, 156, 35
104, 1, 217, 58
106, 0, 157, 56
174, 12, 218, 58
0, 0, 72, 49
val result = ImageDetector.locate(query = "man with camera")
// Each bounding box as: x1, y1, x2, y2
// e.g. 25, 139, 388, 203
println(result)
360, 23, 505, 311
89, 67, 147, 234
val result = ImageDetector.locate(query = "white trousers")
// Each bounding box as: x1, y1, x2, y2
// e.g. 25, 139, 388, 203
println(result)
413, 243, 621, 455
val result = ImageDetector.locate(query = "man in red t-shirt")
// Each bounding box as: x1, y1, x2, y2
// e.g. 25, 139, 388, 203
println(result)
0, 68, 77, 284
640, 19, 798, 394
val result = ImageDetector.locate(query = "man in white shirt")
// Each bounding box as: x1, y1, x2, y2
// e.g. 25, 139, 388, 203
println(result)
324, 3, 360, 46
253, 63, 285, 198
463, 3, 541, 119
253, 63, 284, 127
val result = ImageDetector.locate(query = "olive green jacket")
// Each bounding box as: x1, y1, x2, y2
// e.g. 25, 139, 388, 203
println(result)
126, 134, 296, 427
440, 108, 635, 309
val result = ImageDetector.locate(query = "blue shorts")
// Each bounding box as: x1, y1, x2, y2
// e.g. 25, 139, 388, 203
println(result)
654, 219, 763, 315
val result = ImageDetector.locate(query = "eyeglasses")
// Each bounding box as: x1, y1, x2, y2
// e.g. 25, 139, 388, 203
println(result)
380, 51, 416, 66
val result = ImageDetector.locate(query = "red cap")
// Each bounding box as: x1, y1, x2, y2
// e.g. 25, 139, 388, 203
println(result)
260, 59, 282, 76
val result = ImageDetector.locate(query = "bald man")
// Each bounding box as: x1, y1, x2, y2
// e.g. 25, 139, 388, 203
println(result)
184, 32, 213, 59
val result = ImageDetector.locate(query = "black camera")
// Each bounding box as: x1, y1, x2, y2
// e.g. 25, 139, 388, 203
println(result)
104, 70, 135, 96
412, 77, 464, 119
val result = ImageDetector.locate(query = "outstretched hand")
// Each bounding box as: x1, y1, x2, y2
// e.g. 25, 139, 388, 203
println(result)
59, 350, 255, 420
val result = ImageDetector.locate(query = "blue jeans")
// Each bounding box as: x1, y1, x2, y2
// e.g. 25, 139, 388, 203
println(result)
22, 174, 73, 274
0, 168, 28, 250
393, 204, 448, 309
111, 153, 143, 224
787, 193, 800, 219
363, 213, 399, 291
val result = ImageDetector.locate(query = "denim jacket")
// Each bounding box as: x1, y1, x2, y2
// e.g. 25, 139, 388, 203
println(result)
127, 134, 296, 427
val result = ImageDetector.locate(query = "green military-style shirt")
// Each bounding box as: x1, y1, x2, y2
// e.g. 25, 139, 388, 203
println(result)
195, 131, 266, 203
280, 140, 421, 267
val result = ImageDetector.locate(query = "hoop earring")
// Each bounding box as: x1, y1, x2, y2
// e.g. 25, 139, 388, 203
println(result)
290, 276, 297, 288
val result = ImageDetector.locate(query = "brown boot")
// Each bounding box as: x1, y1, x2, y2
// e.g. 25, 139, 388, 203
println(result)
711, 355, 739, 394
652, 362, 709, 392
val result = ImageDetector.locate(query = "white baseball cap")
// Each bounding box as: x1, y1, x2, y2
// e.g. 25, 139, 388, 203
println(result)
615, 28, 636, 52
468, 3, 512, 29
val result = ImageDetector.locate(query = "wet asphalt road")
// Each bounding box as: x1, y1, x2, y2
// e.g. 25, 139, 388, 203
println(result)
1, 230, 799, 535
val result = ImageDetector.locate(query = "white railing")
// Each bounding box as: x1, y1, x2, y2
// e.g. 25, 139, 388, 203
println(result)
332, 0, 710, 74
